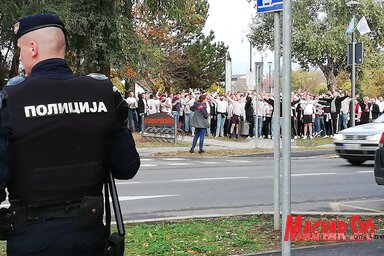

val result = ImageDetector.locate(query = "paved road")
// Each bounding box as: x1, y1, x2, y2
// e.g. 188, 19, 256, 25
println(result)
115, 155, 384, 222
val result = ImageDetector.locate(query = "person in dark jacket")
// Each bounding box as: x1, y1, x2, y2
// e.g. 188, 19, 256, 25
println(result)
189, 95, 209, 153
359, 96, 371, 124
137, 92, 147, 131
245, 96, 255, 139
319, 91, 348, 134
1, 14, 140, 256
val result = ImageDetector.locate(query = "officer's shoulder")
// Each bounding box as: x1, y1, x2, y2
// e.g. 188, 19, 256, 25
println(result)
5, 76, 26, 87
85, 73, 122, 94
86, 73, 109, 81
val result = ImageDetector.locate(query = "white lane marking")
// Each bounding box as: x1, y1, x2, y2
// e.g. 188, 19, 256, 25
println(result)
167, 163, 192, 166
336, 203, 384, 213
332, 198, 384, 204
141, 164, 157, 167
357, 170, 374, 174
117, 195, 179, 201
174, 177, 249, 182
204, 162, 219, 164
330, 202, 341, 212
116, 171, 370, 186
292, 172, 336, 177
0, 195, 179, 208
140, 158, 153, 161
164, 158, 187, 161
116, 181, 142, 185
226, 160, 251, 163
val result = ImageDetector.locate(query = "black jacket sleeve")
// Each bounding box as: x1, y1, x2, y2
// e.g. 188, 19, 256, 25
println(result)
105, 128, 140, 179
105, 90, 140, 180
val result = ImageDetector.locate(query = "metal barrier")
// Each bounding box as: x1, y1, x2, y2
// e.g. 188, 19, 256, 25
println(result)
141, 113, 185, 144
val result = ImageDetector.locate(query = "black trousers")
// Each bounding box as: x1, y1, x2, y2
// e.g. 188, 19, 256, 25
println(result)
7, 218, 105, 256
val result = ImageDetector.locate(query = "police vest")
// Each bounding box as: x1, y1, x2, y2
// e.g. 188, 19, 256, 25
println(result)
4, 75, 116, 206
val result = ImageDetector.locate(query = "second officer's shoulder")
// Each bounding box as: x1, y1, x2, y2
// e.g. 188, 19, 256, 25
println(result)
86, 73, 121, 95
5, 75, 26, 87
86, 73, 108, 81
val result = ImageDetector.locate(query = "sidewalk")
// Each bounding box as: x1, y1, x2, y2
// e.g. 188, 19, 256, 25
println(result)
137, 135, 334, 157
249, 240, 384, 256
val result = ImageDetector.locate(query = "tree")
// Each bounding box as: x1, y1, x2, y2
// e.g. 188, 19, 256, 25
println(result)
291, 70, 327, 94
165, 31, 227, 91
249, 0, 384, 92
0, 0, 226, 94
132, 0, 227, 92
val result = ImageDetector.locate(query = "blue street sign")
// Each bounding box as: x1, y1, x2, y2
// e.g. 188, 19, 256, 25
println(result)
257, 0, 283, 13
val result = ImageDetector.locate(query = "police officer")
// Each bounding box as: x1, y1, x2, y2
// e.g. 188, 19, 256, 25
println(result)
0, 14, 140, 255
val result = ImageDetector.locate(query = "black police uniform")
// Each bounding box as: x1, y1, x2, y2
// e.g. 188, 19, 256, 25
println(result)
0, 60, 140, 255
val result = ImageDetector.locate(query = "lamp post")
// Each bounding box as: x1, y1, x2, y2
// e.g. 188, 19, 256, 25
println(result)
261, 51, 267, 92
225, 52, 232, 93
346, 0, 359, 127
268, 61, 273, 93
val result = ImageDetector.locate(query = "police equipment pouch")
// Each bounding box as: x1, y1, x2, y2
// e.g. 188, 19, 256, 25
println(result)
79, 196, 104, 229
104, 172, 125, 256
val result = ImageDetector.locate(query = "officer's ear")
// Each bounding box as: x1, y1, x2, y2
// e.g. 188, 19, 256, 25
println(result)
30, 41, 39, 58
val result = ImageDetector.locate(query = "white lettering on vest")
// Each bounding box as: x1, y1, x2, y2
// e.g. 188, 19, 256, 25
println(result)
47, 104, 59, 115
35, 105, 48, 116
24, 102, 108, 118
79, 102, 90, 113
24, 106, 37, 117
98, 102, 108, 112
90, 102, 98, 113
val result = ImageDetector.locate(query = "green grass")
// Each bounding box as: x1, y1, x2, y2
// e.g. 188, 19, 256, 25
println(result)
125, 215, 280, 255
294, 137, 333, 147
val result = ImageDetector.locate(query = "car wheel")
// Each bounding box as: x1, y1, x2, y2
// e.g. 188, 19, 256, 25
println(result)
347, 159, 365, 166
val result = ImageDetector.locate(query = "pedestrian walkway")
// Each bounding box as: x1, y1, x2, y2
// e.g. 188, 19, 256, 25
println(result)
137, 135, 333, 157
249, 239, 384, 256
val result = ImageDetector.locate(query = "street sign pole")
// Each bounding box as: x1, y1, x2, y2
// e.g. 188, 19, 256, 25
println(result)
273, 11, 281, 231
282, 0, 292, 255
351, 22, 356, 127
257, 0, 283, 234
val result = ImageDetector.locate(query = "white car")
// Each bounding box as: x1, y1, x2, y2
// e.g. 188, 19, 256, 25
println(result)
333, 114, 384, 165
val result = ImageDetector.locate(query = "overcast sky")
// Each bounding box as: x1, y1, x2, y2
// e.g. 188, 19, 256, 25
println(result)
203, 0, 274, 75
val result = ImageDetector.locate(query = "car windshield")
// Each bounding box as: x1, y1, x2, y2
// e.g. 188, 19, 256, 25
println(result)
374, 114, 384, 123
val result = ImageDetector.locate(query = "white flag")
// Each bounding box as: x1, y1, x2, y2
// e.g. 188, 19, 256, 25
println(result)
356, 16, 371, 35
345, 17, 355, 35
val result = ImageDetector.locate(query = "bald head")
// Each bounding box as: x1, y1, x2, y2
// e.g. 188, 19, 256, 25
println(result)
17, 27, 66, 75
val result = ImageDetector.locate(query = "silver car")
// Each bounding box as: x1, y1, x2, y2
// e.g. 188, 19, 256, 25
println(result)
333, 114, 384, 165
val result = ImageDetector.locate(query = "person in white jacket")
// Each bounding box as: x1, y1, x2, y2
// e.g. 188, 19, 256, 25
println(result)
300, 95, 316, 139
226, 93, 246, 138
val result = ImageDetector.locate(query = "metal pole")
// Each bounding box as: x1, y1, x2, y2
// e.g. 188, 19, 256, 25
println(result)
282, 0, 292, 254
351, 22, 356, 127
269, 64, 272, 93
255, 62, 259, 148
174, 116, 177, 145
261, 56, 264, 90
250, 41, 253, 72
273, 11, 281, 231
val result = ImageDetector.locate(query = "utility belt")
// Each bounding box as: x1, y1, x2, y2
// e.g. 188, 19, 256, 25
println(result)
0, 196, 103, 240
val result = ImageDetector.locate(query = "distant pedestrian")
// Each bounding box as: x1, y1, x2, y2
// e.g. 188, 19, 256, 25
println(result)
189, 95, 210, 154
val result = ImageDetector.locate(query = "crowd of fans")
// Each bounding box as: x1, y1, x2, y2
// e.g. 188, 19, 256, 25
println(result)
125, 89, 384, 139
